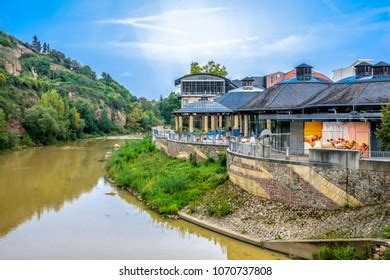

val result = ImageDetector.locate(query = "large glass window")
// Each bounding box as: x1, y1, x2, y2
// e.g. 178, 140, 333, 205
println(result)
181, 80, 224, 95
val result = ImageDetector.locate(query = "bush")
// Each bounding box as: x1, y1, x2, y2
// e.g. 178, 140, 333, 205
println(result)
382, 226, 390, 239
0, 31, 16, 48
108, 137, 227, 214
313, 245, 359, 260
206, 200, 231, 217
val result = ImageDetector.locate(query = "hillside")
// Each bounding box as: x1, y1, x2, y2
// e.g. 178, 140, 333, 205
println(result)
0, 31, 180, 149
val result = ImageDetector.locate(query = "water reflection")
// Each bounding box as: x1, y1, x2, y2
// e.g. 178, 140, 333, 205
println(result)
0, 139, 287, 259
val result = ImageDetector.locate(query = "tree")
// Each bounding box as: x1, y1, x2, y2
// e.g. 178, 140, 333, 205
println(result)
202, 60, 228, 77
75, 100, 98, 134
97, 109, 112, 133
23, 105, 61, 145
78, 65, 96, 80
38, 90, 65, 118
189, 60, 228, 77
42, 42, 47, 54
190, 61, 202, 74
46, 43, 50, 53
160, 92, 181, 125
126, 103, 142, 131
0, 109, 9, 149
31, 35, 41, 52
375, 103, 390, 149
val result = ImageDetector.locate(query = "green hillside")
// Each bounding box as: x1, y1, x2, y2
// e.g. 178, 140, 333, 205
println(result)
0, 31, 180, 149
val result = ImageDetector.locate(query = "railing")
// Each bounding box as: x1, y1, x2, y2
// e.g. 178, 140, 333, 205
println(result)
368, 150, 390, 159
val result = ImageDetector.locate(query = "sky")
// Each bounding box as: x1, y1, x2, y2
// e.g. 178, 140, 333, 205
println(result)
0, 0, 389, 99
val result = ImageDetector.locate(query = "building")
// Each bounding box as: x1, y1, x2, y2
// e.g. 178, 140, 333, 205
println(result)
172, 77, 263, 135
265, 67, 331, 88
171, 61, 390, 156
332, 59, 374, 81
231, 76, 266, 89
174, 73, 237, 107
238, 62, 390, 155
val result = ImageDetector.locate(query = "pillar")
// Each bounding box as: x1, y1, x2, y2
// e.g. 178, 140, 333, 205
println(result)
233, 114, 239, 130
189, 115, 194, 133
226, 115, 231, 129
178, 115, 183, 131
218, 115, 223, 129
175, 115, 179, 132
244, 114, 249, 137
210, 115, 216, 131
266, 119, 272, 130
239, 115, 243, 134
203, 115, 208, 133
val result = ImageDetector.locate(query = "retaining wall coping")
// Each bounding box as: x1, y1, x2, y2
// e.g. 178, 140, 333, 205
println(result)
227, 149, 336, 168
167, 138, 229, 147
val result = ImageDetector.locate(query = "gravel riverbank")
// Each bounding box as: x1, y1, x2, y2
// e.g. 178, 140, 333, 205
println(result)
184, 183, 389, 241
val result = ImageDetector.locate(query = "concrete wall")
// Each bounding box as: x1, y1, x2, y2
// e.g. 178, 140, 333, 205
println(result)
309, 148, 361, 170
228, 150, 389, 208
290, 121, 304, 154
155, 137, 227, 161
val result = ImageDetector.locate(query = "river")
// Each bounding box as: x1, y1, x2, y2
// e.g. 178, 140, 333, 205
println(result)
0, 139, 287, 259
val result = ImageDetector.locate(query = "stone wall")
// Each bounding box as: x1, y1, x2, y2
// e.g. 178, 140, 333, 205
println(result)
227, 150, 389, 209
154, 137, 227, 161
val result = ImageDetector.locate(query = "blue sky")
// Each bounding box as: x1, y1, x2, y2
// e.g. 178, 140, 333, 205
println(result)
0, 0, 389, 99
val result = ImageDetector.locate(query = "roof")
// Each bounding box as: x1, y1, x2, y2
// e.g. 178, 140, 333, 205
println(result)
355, 62, 372, 67
215, 88, 261, 110
240, 82, 331, 111
283, 70, 332, 82
231, 76, 265, 88
296, 63, 313, 68
278, 75, 332, 84
173, 100, 233, 114
304, 79, 390, 107
242, 76, 255, 81
373, 61, 390, 67
174, 73, 238, 88
240, 77, 390, 111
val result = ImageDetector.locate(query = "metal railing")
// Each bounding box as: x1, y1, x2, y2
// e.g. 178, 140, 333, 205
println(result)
368, 150, 390, 159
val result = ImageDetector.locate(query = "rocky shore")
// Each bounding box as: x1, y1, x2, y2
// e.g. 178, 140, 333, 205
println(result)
184, 183, 389, 241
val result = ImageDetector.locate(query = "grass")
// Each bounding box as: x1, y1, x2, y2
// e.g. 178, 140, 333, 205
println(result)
313, 245, 360, 260
382, 226, 390, 239
107, 137, 228, 214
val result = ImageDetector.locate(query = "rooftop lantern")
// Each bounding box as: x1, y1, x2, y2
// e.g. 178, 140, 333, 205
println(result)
242, 77, 255, 87
354, 62, 372, 78
295, 63, 313, 81
372, 61, 390, 77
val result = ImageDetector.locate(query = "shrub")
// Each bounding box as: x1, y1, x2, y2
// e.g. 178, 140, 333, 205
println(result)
207, 200, 231, 217
382, 226, 390, 239
108, 137, 227, 214
313, 245, 359, 260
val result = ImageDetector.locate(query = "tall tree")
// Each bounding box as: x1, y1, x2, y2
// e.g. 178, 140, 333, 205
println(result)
46, 43, 50, 53
190, 61, 202, 74
31, 35, 41, 52
375, 103, 390, 149
42, 42, 47, 54
189, 60, 228, 77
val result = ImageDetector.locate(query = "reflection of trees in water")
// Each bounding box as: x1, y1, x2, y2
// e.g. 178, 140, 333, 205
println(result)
115, 188, 287, 260
0, 140, 122, 237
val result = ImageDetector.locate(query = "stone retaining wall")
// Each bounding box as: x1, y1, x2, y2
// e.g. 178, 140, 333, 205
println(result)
154, 137, 227, 161
228, 150, 389, 208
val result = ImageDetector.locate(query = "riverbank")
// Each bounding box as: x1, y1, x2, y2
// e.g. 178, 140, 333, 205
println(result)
107, 137, 228, 214
108, 138, 390, 259
183, 183, 389, 241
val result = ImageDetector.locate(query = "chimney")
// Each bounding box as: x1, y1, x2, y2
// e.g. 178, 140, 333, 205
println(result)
372, 61, 390, 77
354, 62, 372, 78
295, 63, 313, 81
242, 77, 255, 87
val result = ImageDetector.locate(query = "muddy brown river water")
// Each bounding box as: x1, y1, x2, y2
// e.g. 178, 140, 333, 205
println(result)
0, 139, 287, 259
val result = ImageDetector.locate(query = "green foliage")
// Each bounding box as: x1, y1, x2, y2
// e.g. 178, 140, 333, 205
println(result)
375, 103, 390, 149
23, 105, 63, 145
159, 92, 181, 125
189, 60, 228, 77
205, 185, 233, 217
108, 138, 228, 214
38, 89, 65, 117
382, 226, 390, 239
313, 245, 359, 260
74, 100, 98, 134
0, 31, 16, 48
97, 109, 113, 133
21, 55, 51, 76
384, 249, 390, 260
207, 200, 231, 217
